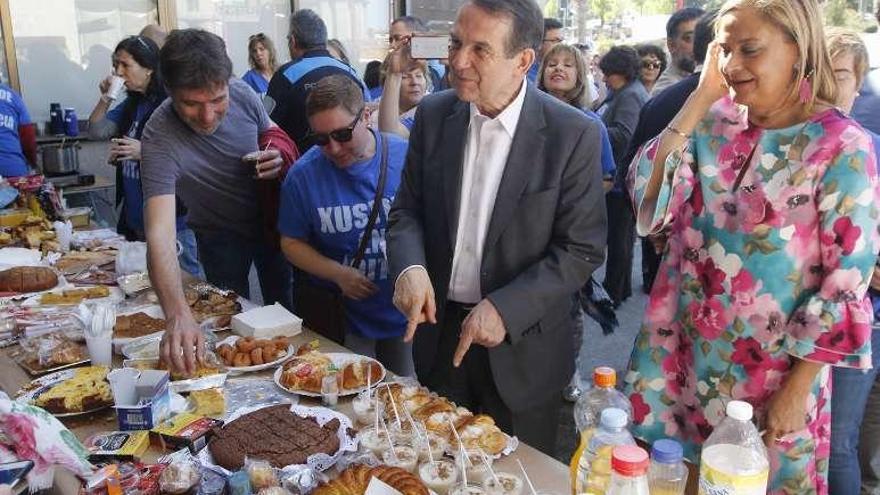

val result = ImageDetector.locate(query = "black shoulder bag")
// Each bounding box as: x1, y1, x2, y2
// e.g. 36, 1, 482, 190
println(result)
294, 135, 390, 344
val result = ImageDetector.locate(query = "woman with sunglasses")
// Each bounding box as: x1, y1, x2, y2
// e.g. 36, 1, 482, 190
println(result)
88, 35, 201, 276
278, 74, 414, 376
242, 33, 278, 96
635, 44, 667, 94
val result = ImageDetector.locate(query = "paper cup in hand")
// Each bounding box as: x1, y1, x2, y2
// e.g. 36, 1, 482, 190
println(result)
107, 76, 126, 101
107, 368, 140, 406
85, 334, 113, 366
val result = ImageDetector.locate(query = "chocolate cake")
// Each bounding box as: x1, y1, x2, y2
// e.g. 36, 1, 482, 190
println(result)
209, 404, 342, 470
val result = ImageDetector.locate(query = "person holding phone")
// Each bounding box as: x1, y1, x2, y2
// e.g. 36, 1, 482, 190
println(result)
374, 43, 428, 139
87, 35, 201, 276
389, 16, 447, 92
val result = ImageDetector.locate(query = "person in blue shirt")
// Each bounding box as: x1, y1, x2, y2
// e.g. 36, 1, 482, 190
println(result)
364, 61, 383, 101
241, 33, 278, 96
279, 74, 413, 376
374, 43, 428, 139
537, 42, 617, 401
528, 18, 564, 83
0, 83, 35, 177
537, 44, 615, 184
267, 9, 367, 152
88, 35, 201, 276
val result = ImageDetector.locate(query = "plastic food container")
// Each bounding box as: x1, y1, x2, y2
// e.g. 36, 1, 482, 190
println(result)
62, 207, 92, 228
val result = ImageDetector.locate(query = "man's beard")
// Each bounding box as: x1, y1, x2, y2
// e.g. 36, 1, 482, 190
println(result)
678, 56, 696, 74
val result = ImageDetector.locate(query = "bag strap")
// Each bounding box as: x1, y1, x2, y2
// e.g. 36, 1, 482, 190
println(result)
351, 133, 389, 269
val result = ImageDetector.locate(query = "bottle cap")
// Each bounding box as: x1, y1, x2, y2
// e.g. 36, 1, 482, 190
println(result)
593, 366, 616, 388
726, 400, 753, 422
600, 407, 627, 429
611, 445, 649, 477
650, 438, 683, 464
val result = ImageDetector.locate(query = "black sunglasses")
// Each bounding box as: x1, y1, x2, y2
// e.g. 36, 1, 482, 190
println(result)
642, 61, 662, 70
309, 108, 364, 147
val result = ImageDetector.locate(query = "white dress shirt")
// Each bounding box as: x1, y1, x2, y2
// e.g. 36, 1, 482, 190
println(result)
447, 79, 528, 303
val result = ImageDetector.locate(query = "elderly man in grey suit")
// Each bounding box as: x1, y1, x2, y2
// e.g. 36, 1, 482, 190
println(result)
387, 0, 607, 454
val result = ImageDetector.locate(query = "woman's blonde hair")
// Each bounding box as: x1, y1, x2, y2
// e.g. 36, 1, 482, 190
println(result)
826, 27, 870, 87
248, 33, 277, 73
717, 0, 836, 111
537, 43, 592, 110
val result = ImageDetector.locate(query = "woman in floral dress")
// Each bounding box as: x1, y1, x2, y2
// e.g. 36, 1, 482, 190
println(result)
623, 0, 880, 492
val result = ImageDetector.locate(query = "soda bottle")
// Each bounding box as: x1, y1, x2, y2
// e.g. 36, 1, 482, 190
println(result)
570, 367, 632, 494
573, 366, 633, 432
572, 407, 635, 495
648, 438, 688, 495
698, 400, 768, 495
607, 445, 651, 495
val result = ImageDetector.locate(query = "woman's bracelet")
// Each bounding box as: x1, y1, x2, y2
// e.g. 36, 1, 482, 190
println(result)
665, 125, 691, 139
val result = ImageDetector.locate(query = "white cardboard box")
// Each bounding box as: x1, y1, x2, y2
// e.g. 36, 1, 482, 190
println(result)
231, 303, 302, 339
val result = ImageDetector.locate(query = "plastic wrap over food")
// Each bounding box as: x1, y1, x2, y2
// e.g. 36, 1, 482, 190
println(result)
223, 378, 298, 418
159, 458, 202, 494
280, 464, 323, 495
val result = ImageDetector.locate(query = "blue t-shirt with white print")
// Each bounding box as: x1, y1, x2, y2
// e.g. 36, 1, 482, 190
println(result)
108, 100, 187, 234
278, 130, 408, 339
0, 84, 31, 177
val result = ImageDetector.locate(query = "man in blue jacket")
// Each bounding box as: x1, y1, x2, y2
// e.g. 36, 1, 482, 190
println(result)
266, 9, 366, 152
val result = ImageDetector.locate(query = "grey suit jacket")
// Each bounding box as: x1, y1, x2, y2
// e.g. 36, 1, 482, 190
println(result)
387, 84, 607, 412
598, 80, 650, 169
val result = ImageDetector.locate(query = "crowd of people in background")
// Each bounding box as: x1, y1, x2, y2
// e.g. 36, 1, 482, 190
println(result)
2, 0, 880, 492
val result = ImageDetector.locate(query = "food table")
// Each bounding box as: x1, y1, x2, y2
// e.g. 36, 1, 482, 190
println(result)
0, 321, 570, 494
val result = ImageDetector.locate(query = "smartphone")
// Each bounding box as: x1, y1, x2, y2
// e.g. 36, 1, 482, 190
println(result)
410, 34, 448, 60
0, 460, 34, 487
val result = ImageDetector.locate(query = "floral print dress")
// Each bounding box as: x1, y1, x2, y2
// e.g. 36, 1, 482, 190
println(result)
624, 97, 880, 494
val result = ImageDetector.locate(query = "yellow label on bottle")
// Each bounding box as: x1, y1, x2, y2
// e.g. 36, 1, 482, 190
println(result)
698, 463, 768, 495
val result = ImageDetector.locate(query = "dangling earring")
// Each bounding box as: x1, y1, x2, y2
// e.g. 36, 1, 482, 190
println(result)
799, 69, 813, 104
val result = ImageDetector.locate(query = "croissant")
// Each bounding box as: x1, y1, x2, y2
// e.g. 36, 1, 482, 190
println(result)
313, 465, 428, 495
411, 397, 456, 422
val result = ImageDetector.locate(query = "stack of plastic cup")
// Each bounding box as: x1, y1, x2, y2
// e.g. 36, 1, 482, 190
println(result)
85, 303, 115, 366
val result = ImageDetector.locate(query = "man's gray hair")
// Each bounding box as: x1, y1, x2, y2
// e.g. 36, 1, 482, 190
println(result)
289, 9, 327, 50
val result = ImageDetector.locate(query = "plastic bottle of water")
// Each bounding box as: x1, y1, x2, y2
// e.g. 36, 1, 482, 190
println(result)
648, 438, 688, 495
570, 367, 632, 494
698, 401, 769, 495
572, 407, 635, 495
607, 445, 651, 495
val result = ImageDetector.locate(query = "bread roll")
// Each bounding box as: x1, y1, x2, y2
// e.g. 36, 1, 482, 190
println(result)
0, 266, 58, 293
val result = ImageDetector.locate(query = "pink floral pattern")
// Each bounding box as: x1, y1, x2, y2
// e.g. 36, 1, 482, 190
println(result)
624, 98, 879, 494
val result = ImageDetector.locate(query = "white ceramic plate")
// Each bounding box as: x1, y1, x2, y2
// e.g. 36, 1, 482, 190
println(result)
216, 335, 294, 374
273, 352, 386, 397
